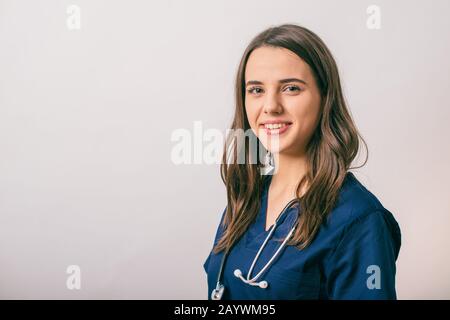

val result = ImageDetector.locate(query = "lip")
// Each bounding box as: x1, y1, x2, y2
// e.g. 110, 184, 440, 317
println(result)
259, 120, 292, 125
259, 123, 292, 136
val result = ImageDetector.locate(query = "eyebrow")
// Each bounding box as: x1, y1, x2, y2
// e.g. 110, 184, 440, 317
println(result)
245, 78, 307, 87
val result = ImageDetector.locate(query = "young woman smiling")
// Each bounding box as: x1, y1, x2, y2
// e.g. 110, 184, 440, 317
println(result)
203, 24, 401, 300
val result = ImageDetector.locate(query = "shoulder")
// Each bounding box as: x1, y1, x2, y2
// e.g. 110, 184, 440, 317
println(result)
326, 172, 401, 241
334, 172, 383, 219
318, 172, 402, 273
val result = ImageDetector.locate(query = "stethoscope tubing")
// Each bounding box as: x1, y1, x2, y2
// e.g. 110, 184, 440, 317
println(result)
212, 197, 300, 299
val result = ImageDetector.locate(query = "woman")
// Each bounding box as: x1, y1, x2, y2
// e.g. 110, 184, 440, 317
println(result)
203, 24, 401, 300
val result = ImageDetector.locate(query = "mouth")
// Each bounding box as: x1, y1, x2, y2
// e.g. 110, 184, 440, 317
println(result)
258, 122, 293, 136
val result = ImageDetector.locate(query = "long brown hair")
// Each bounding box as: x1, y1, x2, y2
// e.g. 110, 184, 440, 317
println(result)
213, 24, 368, 254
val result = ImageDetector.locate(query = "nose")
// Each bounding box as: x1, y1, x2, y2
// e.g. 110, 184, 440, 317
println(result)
263, 91, 282, 114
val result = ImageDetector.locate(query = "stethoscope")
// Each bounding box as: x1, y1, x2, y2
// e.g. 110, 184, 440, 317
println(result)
211, 198, 300, 300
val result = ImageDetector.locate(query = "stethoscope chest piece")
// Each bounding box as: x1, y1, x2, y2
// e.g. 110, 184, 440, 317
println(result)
211, 284, 225, 300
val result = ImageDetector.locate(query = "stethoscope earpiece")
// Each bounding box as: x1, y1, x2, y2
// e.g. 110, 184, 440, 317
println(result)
258, 280, 268, 289
234, 268, 269, 289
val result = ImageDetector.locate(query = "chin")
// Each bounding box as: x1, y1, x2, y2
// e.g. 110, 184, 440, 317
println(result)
263, 142, 290, 154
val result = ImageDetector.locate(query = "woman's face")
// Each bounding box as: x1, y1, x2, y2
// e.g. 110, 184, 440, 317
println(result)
244, 46, 322, 155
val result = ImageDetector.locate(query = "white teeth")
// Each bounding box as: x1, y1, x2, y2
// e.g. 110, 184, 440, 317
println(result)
264, 123, 288, 130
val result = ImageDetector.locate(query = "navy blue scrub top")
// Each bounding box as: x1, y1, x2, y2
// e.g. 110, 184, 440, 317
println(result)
203, 172, 401, 300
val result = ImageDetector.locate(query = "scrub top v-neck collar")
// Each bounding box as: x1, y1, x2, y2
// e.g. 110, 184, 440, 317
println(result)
244, 175, 300, 251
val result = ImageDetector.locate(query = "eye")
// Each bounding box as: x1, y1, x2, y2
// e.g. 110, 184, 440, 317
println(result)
283, 85, 301, 93
247, 87, 264, 95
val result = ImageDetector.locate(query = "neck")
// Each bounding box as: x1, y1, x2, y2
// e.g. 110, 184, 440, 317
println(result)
269, 152, 308, 198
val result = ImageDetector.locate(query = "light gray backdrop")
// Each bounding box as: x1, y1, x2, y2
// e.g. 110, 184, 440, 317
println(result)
0, 0, 449, 299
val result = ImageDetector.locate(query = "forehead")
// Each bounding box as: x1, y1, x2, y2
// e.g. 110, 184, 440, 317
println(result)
245, 46, 311, 82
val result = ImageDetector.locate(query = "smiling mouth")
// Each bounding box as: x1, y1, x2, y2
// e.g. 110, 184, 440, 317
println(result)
259, 122, 292, 135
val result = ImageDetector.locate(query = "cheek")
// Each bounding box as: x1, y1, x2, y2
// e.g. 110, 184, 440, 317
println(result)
287, 96, 321, 132
245, 103, 259, 127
